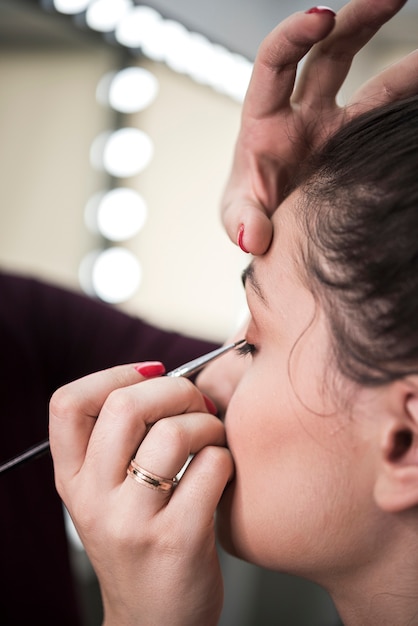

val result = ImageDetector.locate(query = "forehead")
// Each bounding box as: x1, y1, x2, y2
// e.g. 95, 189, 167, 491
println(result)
268, 191, 307, 280
251, 192, 312, 321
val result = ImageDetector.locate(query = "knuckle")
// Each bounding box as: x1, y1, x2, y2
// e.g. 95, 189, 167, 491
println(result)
103, 517, 175, 556
149, 522, 186, 555
104, 387, 137, 419
172, 375, 194, 395
153, 376, 204, 414
197, 446, 234, 487
172, 376, 204, 410
151, 417, 187, 452
109, 516, 146, 548
50, 384, 79, 420
198, 445, 231, 470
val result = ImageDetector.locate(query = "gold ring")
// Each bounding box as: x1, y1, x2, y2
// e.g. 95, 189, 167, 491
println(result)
127, 459, 178, 493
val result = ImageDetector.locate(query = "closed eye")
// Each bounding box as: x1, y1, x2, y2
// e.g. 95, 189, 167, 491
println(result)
236, 342, 256, 357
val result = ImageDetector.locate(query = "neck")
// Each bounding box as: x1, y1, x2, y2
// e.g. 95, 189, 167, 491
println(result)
326, 532, 418, 626
333, 587, 418, 626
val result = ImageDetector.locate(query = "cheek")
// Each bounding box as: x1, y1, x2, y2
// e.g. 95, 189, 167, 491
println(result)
225, 360, 319, 474
226, 370, 289, 457
219, 369, 301, 560
218, 368, 358, 571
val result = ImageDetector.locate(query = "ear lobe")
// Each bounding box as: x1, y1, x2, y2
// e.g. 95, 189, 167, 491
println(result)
374, 391, 418, 513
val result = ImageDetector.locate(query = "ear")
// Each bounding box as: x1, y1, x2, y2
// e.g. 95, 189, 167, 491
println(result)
374, 377, 418, 513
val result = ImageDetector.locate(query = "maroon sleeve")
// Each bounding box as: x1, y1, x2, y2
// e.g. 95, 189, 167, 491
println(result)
0, 272, 219, 625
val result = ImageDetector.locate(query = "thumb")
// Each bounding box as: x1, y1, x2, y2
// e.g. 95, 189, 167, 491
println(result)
222, 199, 274, 255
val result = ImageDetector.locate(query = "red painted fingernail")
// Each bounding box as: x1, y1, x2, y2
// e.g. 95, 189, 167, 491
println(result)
203, 394, 218, 415
134, 362, 166, 378
305, 6, 336, 16
237, 224, 250, 254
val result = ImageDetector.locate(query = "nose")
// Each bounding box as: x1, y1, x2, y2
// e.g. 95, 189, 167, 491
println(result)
196, 340, 249, 418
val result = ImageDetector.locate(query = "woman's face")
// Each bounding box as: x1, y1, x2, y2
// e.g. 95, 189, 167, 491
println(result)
198, 191, 384, 584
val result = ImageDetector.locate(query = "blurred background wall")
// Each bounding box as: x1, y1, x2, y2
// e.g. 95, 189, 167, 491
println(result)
1, 1, 417, 624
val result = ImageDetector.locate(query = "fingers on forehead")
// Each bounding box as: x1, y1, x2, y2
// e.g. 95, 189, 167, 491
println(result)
222, 201, 274, 256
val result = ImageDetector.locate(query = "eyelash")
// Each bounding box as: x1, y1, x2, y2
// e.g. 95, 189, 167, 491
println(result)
236, 342, 257, 357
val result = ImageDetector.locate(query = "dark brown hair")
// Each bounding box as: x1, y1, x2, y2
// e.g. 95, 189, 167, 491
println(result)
297, 96, 418, 385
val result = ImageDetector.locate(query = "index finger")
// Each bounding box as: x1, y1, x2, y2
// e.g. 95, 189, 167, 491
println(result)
49, 364, 150, 486
243, 8, 336, 119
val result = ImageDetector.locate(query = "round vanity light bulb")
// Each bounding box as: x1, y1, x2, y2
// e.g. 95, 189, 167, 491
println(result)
97, 188, 148, 241
92, 247, 142, 303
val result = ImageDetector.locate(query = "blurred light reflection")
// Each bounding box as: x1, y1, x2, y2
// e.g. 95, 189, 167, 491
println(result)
85, 188, 148, 241
86, 0, 132, 32
53, 0, 91, 14
79, 248, 142, 303
90, 128, 154, 177
96, 67, 159, 113
115, 6, 163, 49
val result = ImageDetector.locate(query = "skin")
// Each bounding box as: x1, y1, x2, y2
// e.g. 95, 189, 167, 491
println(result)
223, 0, 418, 255
206, 195, 359, 576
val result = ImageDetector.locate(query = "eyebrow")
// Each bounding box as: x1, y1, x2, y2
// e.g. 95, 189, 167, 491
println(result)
241, 262, 269, 307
